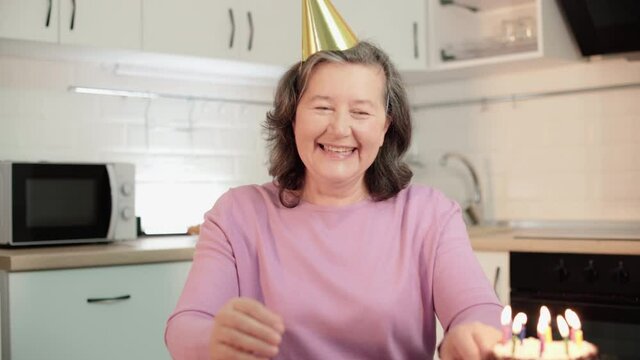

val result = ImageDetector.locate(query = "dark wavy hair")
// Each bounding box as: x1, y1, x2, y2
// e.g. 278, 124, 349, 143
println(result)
264, 41, 413, 207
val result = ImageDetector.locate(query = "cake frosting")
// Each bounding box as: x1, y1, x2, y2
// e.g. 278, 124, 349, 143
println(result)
490, 337, 598, 360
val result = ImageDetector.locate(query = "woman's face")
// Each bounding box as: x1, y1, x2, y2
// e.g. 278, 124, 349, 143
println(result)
294, 62, 389, 190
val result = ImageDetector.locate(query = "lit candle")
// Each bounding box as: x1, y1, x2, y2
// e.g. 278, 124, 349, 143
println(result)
500, 305, 512, 343
565, 309, 583, 346
513, 312, 527, 344
537, 314, 547, 357
540, 306, 552, 342
511, 315, 523, 356
557, 315, 570, 357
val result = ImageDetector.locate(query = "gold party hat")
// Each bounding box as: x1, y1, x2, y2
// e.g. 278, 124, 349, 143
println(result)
302, 0, 358, 61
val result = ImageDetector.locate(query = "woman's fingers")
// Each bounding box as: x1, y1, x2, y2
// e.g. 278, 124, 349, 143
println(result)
472, 325, 502, 357
218, 327, 279, 358
447, 330, 481, 360
233, 298, 285, 333
439, 322, 501, 360
216, 342, 269, 360
211, 297, 285, 360
228, 309, 283, 346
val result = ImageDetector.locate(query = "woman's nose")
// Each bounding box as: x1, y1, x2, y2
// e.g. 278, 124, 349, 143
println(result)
328, 111, 351, 136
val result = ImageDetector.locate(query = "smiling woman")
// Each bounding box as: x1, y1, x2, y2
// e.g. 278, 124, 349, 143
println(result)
165, 40, 504, 360
294, 62, 390, 205
265, 41, 412, 207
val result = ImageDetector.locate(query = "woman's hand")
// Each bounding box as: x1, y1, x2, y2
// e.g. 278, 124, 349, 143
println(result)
438, 322, 501, 360
210, 297, 285, 360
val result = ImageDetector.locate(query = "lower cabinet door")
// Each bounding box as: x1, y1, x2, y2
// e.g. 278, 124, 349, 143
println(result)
8, 261, 191, 360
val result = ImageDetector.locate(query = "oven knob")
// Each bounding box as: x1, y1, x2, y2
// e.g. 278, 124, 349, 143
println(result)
583, 260, 599, 283
121, 207, 134, 220
612, 261, 630, 284
554, 259, 570, 282
120, 183, 133, 196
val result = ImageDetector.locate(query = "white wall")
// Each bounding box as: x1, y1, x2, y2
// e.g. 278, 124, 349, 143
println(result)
0, 55, 273, 234
2, 54, 639, 232
409, 58, 640, 221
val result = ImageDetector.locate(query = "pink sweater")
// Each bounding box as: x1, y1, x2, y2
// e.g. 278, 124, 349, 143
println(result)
165, 183, 502, 359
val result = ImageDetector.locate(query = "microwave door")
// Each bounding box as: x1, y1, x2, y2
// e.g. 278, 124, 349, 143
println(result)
12, 164, 112, 245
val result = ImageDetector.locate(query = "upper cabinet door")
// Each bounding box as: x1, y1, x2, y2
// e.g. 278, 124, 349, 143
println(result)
239, 0, 301, 67
0, 0, 59, 43
143, 0, 238, 59
58, 0, 141, 49
332, 0, 427, 71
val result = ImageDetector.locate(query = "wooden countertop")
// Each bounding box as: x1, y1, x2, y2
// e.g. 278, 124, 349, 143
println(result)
1, 228, 640, 272
0, 236, 197, 272
469, 227, 640, 255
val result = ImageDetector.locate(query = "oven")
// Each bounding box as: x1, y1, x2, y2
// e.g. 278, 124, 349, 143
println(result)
510, 252, 640, 360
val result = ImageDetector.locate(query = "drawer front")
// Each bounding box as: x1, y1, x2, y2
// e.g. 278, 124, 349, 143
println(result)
8, 261, 191, 360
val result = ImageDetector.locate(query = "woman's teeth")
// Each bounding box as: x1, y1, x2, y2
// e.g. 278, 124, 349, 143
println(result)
322, 144, 355, 153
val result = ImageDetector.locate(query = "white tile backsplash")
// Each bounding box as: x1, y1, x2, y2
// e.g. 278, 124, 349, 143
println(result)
0, 55, 274, 234
411, 57, 640, 221
2, 52, 639, 230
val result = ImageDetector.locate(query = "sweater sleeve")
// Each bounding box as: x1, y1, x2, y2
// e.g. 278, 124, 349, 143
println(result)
165, 191, 240, 360
431, 198, 502, 332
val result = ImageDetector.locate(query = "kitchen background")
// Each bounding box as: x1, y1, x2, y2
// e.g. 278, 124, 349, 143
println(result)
2, 0, 640, 359
1, 52, 639, 233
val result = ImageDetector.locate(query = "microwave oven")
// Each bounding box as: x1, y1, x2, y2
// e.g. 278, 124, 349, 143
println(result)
0, 162, 136, 246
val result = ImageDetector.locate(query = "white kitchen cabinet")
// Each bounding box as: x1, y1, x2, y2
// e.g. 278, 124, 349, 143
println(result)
475, 250, 510, 304
142, 0, 237, 60
58, 0, 141, 49
143, 0, 300, 67
0, 261, 191, 360
241, 0, 301, 66
427, 0, 578, 71
333, 0, 428, 71
0, 0, 141, 49
0, 0, 59, 43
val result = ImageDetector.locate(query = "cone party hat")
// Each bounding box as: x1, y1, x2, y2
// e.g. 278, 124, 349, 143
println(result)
302, 0, 358, 61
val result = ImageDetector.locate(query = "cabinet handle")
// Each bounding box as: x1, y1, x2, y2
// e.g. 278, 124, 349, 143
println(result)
413, 21, 418, 59
70, 0, 76, 30
247, 11, 254, 51
87, 294, 131, 304
493, 266, 501, 301
45, 0, 52, 27
228, 8, 235, 48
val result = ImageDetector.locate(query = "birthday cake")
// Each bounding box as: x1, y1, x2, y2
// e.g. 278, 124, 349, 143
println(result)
489, 337, 599, 360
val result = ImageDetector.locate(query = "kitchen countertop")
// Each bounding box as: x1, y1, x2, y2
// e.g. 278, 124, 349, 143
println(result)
0, 236, 198, 272
469, 226, 640, 255
1, 228, 640, 272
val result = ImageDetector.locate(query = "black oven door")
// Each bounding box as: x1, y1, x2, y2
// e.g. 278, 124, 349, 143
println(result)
511, 252, 640, 360
12, 163, 112, 244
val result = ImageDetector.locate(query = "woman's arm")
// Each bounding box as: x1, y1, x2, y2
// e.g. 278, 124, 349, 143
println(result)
165, 195, 241, 359
430, 197, 503, 358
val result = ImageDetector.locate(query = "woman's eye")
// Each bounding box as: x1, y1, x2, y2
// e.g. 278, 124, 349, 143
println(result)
352, 111, 371, 117
314, 106, 331, 111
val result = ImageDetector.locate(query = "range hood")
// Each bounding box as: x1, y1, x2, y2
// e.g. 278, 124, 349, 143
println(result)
557, 0, 640, 57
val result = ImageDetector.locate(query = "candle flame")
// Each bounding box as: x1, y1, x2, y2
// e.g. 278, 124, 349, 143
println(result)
537, 315, 548, 335
512, 312, 527, 334
540, 306, 551, 324
501, 305, 512, 326
565, 309, 582, 330
514, 312, 528, 325
557, 315, 570, 338
512, 317, 523, 334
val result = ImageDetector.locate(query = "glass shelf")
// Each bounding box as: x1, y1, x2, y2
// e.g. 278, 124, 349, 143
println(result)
440, 36, 537, 62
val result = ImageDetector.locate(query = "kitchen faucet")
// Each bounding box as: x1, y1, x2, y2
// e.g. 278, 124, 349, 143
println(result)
439, 152, 483, 225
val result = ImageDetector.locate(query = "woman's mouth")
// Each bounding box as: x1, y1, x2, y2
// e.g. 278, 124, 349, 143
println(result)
318, 144, 356, 157
318, 144, 356, 155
